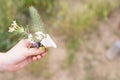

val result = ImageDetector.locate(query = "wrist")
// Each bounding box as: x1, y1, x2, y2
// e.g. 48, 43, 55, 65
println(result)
0, 53, 10, 71
0, 53, 7, 64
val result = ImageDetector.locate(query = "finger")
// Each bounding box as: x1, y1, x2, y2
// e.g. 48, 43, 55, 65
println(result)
27, 48, 45, 56
36, 55, 42, 60
41, 53, 46, 57
32, 56, 37, 61
32, 55, 42, 61
24, 39, 31, 48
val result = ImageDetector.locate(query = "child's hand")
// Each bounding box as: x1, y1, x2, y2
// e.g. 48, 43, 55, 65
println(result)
0, 39, 47, 72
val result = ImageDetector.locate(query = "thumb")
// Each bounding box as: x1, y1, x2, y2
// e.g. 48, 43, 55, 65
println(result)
24, 39, 32, 48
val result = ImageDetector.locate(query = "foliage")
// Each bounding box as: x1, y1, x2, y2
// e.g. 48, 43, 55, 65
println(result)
29, 6, 44, 32
0, 0, 18, 52
57, 0, 120, 67
57, 0, 119, 51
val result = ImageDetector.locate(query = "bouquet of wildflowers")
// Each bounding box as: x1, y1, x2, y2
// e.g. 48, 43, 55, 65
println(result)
8, 6, 57, 49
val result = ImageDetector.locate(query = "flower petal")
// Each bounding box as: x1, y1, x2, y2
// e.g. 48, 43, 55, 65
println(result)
41, 34, 57, 48
8, 27, 15, 32
28, 34, 33, 41
35, 31, 45, 36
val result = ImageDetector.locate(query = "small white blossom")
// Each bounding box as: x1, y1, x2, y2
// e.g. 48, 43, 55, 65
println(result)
35, 31, 46, 40
8, 27, 16, 32
35, 31, 45, 36
11, 21, 18, 29
8, 21, 19, 32
41, 34, 57, 48
35, 35, 42, 40
28, 34, 33, 41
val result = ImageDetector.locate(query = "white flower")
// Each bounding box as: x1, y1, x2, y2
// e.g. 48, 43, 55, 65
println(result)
8, 21, 19, 32
41, 34, 57, 48
35, 34, 42, 40
35, 31, 46, 40
8, 27, 16, 32
35, 31, 45, 36
11, 21, 18, 29
28, 34, 33, 41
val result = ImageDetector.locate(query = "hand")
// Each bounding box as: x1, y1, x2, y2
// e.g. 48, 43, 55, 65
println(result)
0, 39, 47, 72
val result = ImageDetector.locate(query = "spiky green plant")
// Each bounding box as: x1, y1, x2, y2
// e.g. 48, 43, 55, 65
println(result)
29, 6, 44, 32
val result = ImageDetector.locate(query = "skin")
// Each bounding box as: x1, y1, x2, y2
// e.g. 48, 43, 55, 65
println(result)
0, 39, 47, 72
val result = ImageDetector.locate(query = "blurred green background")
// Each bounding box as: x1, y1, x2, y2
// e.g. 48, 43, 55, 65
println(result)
1, 0, 120, 80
